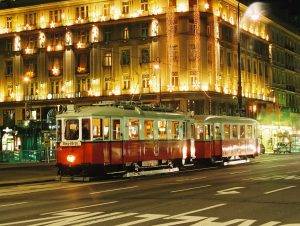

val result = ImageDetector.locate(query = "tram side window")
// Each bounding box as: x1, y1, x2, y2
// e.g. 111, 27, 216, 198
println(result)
65, 119, 79, 140
129, 119, 139, 140
82, 118, 91, 140
246, 125, 252, 138
240, 125, 245, 139
113, 119, 121, 140
144, 120, 154, 139
158, 120, 167, 140
56, 120, 62, 142
204, 124, 211, 140
92, 118, 102, 140
195, 124, 204, 140
103, 118, 110, 140
214, 125, 221, 140
232, 125, 238, 139
223, 124, 230, 140
171, 121, 180, 140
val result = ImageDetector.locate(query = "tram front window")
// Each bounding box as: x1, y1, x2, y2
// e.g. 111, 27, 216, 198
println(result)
65, 119, 79, 140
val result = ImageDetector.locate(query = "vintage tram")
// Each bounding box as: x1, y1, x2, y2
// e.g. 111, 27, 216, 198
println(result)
56, 103, 259, 176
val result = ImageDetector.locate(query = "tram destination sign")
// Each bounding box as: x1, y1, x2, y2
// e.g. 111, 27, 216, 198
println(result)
60, 141, 81, 146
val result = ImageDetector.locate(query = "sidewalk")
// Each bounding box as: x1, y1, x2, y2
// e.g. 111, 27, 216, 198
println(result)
0, 162, 57, 187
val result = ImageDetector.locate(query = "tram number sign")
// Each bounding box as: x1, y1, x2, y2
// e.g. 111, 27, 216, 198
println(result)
60, 141, 81, 147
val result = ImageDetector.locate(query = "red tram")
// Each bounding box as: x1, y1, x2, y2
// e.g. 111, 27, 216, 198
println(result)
56, 103, 259, 176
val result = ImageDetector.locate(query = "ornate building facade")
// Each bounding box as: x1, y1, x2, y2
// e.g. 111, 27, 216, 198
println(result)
0, 0, 299, 128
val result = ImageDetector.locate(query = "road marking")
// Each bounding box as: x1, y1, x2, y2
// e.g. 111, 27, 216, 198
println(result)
176, 177, 206, 182
264, 186, 296, 194
76, 212, 138, 226
216, 187, 245, 195
268, 164, 287, 168
0, 202, 28, 207
41, 201, 118, 215
165, 203, 226, 219
230, 170, 250, 175
117, 214, 168, 226
90, 186, 138, 195
171, 185, 211, 193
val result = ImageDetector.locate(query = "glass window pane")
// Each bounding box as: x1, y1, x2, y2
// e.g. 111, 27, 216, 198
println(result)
129, 119, 139, 140
82, 118, 91, 140
103, 118, 110, 140
224, 124, 230, 140
113, 119, 121, 140
158, 120, 167, 140
92, 118, 102, 140
232, 125, 238, 139
171, 121, 180, 140
65, 119, 79, 140
196, 124, 204, 140
240, 125, 245, 139
214, 124, 221, 140
144, 120, 154, 139
205, 124, 211, 140
246, 125, 252, 138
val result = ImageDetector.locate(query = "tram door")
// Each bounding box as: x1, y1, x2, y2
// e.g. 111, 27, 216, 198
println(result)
213, 123, 222, 157
110, 118, 123, 165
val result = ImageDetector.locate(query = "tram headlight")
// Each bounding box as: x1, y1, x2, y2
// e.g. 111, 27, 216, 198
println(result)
67, 155, 76, 163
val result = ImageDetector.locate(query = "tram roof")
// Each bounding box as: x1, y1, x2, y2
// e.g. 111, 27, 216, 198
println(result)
57, 105, 187, 120
194, 115, 258, 125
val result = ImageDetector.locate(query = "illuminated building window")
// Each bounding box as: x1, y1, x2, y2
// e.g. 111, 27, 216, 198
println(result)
103, 3, 110, 17
6, 16, 12, 29
241, 57, 245, 71
5, 40, 13, 53
122, 1, 130, 15
140, 48, 150, 64
5, 61, 13, 76
142, 74, 150, 88
172, 71, 179, 87
121, 49, 130, 65
104, 30, 112, 43
48, 56, 62, 77
29, 81, 38, 96
226, 52, 232, 67
49, 9, 63, 23
122, 27, 129, 40
76, 5, 89, 20
24, 58, 36, 78
50, 80, 61, 94
141, 23, 148, 38
247, 59, 251, 73
103, 52, 112, 67
104, 79, 111, 91
77, 78, 91, 94
253, 60, 257, 74
141, 0, 148, 12
24, 12, 37, 26
189, 71, 197, 86
123, 76, 131, 90
76, 53, 89, 74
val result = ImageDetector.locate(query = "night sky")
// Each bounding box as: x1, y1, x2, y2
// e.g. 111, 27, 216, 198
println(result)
242, 0, 300, 32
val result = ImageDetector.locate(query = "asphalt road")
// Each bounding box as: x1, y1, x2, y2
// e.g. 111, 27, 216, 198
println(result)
0, 154, 299, 226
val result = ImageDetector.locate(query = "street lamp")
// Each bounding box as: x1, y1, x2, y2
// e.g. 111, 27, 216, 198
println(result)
237, 2, 263, 116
